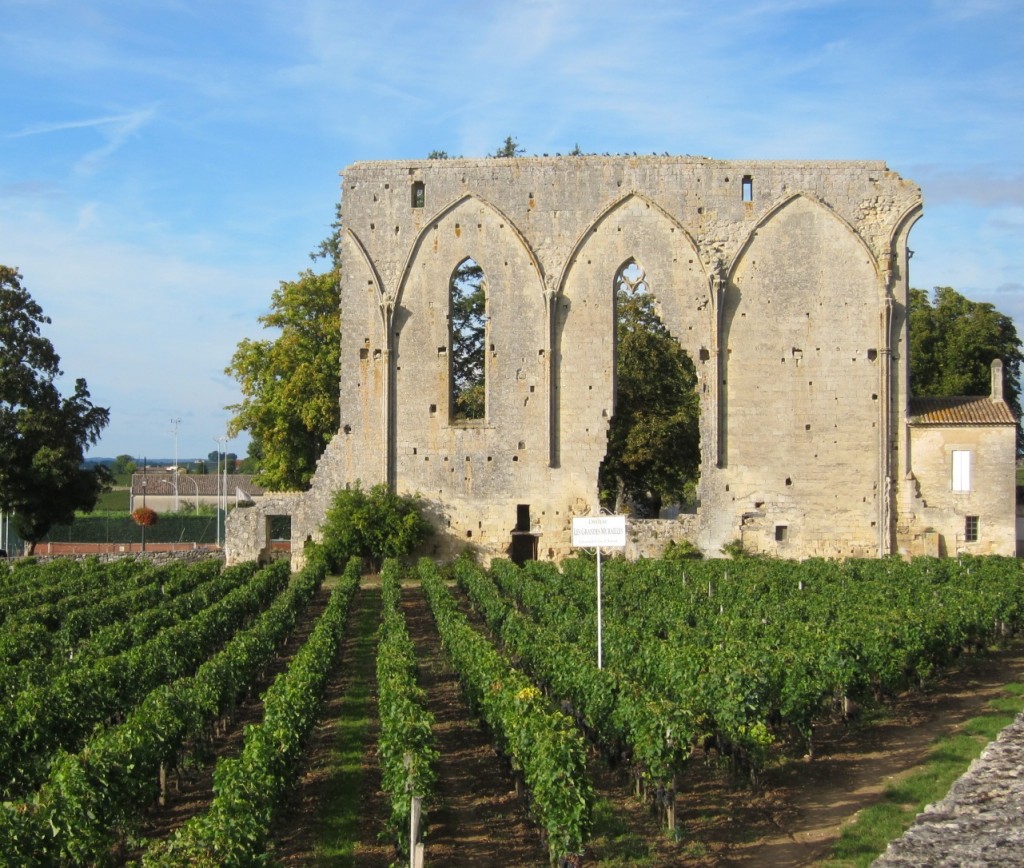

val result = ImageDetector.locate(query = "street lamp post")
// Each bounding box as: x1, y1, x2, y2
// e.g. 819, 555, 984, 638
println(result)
170, 418, 181, 511
211, 436, 227, 548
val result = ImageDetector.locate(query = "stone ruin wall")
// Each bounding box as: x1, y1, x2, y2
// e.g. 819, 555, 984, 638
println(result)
229, 156, 924, 567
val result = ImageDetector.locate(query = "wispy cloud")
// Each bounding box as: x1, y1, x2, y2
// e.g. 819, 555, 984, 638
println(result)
8, 107, 158, 175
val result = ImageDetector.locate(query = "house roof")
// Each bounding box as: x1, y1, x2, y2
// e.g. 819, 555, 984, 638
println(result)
908, 396, 1017, 426
130, 472, 266, 497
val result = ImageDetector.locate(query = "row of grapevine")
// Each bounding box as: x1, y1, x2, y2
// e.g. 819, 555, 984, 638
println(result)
377, 559, 437, 856
457, 557, 688, 829
0, 560, 281, 798
531, 554, 1024, 781
143, 553, 361, 867
0, 552, 333, 865
418, 557, 593, 864
0, 559, 223, 694
0, 556, 154, 626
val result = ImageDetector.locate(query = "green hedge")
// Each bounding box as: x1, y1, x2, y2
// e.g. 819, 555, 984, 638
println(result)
42, 514, 220, 544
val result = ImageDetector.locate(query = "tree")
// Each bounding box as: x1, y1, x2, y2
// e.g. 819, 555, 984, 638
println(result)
450, 259, 486, 420
427, 150, 451, 159
111, 454, 136, 476
598, 278, 700, 517
492, 136, 524, 158
910, 286, 1023, 452
0, 266, 111, 552
225, 269, 340, 490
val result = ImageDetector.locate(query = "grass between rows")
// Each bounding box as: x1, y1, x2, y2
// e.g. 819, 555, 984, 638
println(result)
309, 583, 381, 865
820, 680, 1024, 868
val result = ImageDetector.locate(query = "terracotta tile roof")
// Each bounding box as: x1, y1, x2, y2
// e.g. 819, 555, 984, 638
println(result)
908, 396, 1017, 426
130, 473, 266, 497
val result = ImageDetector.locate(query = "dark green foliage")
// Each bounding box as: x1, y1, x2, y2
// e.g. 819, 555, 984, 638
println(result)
491, 135, 524, 158
450, 259, 486, 420
0, 266, 110, 550
662, 539, 703, 561
599, 284, 700, 516
910, 286, 1023, 451
320, 484, 431, 571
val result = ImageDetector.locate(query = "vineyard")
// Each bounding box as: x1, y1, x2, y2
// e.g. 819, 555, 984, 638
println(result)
0, 550, 1022, 865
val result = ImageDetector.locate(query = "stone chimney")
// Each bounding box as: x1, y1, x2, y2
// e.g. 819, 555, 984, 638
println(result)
991, 358, 1004, 401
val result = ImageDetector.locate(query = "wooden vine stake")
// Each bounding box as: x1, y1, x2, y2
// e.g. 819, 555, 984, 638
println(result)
410, 794, 424, 868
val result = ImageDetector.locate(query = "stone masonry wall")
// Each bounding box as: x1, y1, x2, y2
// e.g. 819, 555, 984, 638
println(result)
227, 156, 929, 566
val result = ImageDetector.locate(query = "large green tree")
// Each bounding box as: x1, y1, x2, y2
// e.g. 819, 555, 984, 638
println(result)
0, 266, 110, 551
226, 268, 340, 490
599, 283, 700, 517
910, 286, 1023, 451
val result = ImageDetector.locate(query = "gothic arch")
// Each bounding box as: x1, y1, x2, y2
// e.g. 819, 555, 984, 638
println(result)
556, 191, 710, 308
394, 192, 544, 311
553, 192, 712, 475
726, 193, 881, 295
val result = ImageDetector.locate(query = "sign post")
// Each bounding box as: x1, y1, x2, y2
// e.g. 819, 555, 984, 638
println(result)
571, 515, 626, 669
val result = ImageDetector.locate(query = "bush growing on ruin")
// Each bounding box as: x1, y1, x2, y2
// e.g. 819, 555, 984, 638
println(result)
320, 484, 431, 572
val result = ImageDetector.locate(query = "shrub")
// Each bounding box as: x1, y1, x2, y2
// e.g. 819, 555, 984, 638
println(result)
663, 538, 703, 561
720, 537, 748, 559
320, 483, 431, 571
131, 506, 158, 527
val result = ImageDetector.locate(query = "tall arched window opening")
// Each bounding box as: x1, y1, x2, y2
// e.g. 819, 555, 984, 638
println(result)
450, 257, 487, 421
599, 259, 701, 516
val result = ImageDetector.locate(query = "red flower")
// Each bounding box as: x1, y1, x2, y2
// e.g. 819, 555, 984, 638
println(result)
132, 506, 158, 527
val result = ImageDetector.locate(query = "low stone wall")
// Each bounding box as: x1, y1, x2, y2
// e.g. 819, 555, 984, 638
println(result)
6, 548, 223, 567
625, 516, 701, 559
873, 712, 1024, 866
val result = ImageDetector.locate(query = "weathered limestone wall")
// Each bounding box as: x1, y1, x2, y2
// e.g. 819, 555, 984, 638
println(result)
225, 493, 303, 565
903, 425, 1016, 556
276, 156, 923, 564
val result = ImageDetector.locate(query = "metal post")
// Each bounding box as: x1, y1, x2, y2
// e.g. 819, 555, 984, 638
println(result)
221, 439, 228, 543
170, 418, 181, 511
597, 545, 603, 670
211, 440, 221, 547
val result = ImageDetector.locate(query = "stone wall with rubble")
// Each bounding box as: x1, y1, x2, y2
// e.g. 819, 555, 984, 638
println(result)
874, 712, 1024, 866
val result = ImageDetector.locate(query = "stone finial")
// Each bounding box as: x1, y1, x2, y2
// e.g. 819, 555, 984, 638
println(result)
991, 358, 1004, 401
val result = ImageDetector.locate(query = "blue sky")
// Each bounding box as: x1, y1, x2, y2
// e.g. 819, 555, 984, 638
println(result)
1, 0, 1022, 461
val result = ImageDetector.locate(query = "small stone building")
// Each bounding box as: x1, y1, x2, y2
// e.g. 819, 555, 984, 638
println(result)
226, 155, 1018, 566
901, 361, 1017, 556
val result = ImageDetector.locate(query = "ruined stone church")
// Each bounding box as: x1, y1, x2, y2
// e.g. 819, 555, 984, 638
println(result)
227, 156, 1017, 566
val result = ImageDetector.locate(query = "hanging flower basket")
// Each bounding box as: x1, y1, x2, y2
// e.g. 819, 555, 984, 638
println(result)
131, 506, 159, 527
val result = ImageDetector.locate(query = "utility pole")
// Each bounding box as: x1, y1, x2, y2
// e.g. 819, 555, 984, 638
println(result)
170, 418, 181, 511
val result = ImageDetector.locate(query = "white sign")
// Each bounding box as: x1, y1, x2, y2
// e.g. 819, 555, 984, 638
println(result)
572, 515, 626, 548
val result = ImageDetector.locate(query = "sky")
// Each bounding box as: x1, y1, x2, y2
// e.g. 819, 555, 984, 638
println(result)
1, 0, 1022, 461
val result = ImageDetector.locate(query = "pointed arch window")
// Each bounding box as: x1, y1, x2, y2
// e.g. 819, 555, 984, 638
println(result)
600, 257, 701, 516
450, 258, 487, 421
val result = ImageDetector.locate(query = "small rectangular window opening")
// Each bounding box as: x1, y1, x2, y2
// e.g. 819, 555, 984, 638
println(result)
965, 515, 979, 543
741, 175, 753, 203
775, 524, 788, 542
516, 504, 530, 532
412, 181, 425, 208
